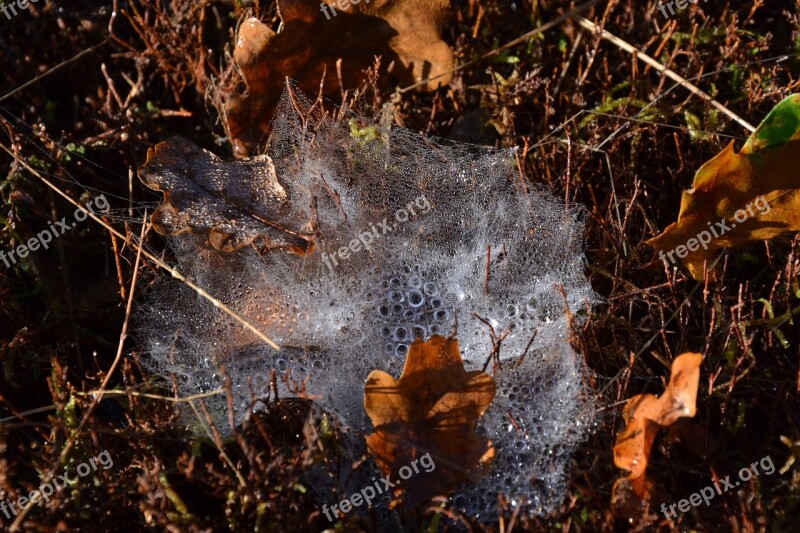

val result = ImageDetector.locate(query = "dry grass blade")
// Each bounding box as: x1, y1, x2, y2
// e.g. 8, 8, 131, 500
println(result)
573, 16, 756, 132
0, 40, 109, 103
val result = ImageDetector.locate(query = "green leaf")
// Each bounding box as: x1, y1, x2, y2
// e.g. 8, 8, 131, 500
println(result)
744, 94, 800, 153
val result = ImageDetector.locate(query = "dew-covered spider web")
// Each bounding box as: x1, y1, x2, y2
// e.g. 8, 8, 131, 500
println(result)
136, 87, 597, 518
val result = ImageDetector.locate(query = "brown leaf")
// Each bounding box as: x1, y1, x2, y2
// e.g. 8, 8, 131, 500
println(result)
138, 136, 315, 255
364, 335, 495, 504
225, 0, 454, 156
647, 94, 800, 280
611, 352, 702, 520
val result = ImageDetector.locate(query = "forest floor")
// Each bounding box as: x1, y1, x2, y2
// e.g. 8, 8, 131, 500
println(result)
1, 0, 799, 531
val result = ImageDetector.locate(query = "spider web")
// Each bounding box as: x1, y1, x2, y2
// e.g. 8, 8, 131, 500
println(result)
136, 86, 596, 517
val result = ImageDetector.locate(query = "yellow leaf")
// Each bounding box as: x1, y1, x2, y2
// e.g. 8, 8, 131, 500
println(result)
364, 335, 495, 504
224, 0, 455, 157
611, 352, 702, 519
648, 94, 800, 280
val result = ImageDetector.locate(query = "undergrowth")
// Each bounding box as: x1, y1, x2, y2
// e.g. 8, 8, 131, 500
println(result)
1, 0, 799, 531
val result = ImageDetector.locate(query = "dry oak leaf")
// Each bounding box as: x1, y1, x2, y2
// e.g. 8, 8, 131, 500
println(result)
364, 335, 495, 504
138, 136, 315, 255
611, 352, 702, 520
225, 0, 454, 157
648, 94, 800, 280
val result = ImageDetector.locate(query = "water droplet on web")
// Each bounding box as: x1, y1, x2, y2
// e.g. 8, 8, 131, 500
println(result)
137, 87, 596, 520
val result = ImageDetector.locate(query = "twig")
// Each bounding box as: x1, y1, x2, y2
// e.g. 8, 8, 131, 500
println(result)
484, 244, 491, 295
0, 405, 57, 424
513, 330, 538, 368
189, 399, 247, 487
474, 312, 510, 373
553, 32, 584, 99
72, 388, 225, 403
109, 230, 127, 300
93, 213, 148, 404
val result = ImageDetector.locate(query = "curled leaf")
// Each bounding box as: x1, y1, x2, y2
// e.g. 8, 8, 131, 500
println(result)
611, 352, 702, 519
225, 0, 454, 156
364, 335, 495, 504
648, 94, 800, 280
138, 136, 315, 255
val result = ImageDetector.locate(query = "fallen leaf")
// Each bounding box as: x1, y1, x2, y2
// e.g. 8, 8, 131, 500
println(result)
364, 335, 495, 504
224, 0, 454, 156
648, 94, 800, 280
611, 352, 702, 519
138, 136, 315, 255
